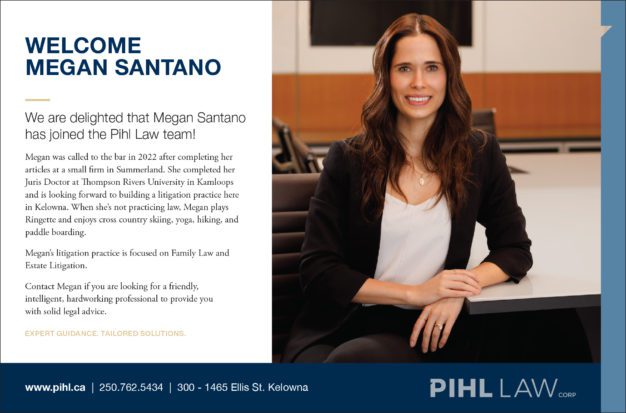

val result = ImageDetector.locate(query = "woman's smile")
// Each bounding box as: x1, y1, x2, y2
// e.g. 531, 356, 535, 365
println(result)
406, 95, 432, 105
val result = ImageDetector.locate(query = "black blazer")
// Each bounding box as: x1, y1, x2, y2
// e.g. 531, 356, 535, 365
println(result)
282, 133, 532, 362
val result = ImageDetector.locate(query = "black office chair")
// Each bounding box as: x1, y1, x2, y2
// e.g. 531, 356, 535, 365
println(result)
471, 108, 497, 136
272, 173, 320, 361
272, 118, 321, 174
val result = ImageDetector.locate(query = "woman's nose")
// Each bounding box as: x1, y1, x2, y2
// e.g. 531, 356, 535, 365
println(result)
410, 69, 425, 89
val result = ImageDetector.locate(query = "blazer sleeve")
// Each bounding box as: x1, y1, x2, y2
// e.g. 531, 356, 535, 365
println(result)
299, 142, 370, 308
477, 136, 533, 282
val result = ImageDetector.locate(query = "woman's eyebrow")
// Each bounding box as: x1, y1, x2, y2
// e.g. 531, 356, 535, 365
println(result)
393, 60, 443, 67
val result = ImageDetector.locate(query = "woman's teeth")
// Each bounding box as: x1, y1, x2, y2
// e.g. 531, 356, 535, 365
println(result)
407, 96, 430, 104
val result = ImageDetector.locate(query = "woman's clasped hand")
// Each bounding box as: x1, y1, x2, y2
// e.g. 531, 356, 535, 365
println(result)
408, 269, 480, 353
410, 297, 465, 353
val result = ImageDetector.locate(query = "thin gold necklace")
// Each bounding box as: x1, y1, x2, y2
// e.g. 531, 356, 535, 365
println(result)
415, 169, 430, 186
408, 159, 430, 186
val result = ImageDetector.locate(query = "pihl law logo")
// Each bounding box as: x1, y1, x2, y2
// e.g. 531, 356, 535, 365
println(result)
429, 378, 577, 399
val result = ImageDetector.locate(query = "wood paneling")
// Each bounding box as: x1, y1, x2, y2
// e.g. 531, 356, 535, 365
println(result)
298, 74, 373, 133
484, 73, 600, 138
272, 74, 298, 127
462, 74, 485, 110
273, 73, 600, 143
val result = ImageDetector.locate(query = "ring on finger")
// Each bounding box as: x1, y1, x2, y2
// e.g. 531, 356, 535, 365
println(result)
434, 323, 444, 331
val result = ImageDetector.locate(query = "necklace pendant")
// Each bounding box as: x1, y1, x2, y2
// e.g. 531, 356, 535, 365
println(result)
419, 177, 425, 186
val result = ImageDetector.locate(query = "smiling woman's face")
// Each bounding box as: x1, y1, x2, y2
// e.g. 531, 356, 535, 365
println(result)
390, 34, 447, 130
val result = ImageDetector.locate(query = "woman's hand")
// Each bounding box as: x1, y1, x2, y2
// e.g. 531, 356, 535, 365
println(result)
407, 269, 481, 307
410, 297, 464, 353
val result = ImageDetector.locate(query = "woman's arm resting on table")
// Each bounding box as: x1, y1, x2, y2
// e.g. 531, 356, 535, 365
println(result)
352, 269, 481, 308
470, 261, 510, 288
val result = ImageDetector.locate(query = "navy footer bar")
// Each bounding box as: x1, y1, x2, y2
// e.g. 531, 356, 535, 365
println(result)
0, 363, 599, 413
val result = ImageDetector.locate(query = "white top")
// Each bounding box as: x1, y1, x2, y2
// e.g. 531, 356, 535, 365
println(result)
368, 193, 451, 309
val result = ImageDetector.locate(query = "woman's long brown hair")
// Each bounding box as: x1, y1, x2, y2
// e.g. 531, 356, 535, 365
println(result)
355, 13, 479, 220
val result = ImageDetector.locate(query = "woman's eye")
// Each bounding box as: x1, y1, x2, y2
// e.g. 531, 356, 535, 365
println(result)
398, 66, 410, 72
426, 65, 439, 72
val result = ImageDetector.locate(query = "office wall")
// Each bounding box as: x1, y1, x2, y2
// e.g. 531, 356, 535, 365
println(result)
273, 1, 602, 141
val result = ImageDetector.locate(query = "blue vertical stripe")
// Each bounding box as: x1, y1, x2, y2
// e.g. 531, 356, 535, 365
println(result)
601, 1, 626, 412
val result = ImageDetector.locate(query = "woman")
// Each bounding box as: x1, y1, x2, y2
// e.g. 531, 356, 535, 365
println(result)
283, 14, 582, 363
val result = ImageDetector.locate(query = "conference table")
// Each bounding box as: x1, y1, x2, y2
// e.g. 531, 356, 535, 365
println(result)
465, 152, 601, 315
